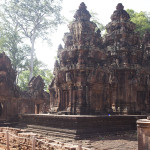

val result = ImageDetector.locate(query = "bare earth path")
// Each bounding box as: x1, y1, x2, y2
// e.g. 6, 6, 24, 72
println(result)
52, 130, 138, 150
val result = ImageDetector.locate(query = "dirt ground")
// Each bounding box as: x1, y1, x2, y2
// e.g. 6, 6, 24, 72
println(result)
51, 130, 138, 150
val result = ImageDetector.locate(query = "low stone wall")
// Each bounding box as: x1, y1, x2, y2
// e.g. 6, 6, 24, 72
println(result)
19, 114, 146, 138
0, 127, 88, 150
137, 117, 150, 150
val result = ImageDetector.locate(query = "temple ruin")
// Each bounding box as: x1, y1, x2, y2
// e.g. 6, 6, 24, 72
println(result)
0, 2, 150, 120
49, 3, 150, 115
0, 3, 150, 147
0, 53, 49, 121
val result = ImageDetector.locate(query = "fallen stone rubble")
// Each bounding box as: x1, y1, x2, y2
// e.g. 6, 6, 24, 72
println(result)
0, 127, 90, 150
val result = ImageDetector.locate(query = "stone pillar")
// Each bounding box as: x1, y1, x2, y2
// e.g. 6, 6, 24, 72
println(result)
67, 85, 73, 113
72, 89, 76, 114
86, 86, 89, 107
76, 87, 82, 114
137, 117, 150, 150
49, 90, 54, 109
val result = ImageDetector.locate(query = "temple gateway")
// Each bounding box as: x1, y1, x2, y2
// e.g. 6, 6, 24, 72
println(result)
49, 3, 150, 115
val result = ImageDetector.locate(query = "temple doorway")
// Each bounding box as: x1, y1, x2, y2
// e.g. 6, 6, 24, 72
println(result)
0, 103, 3, 117
35, 104, 40, 114
137, 91, 146, 111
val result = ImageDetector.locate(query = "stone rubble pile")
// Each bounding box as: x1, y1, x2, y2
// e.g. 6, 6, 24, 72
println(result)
0, 127, 90, 150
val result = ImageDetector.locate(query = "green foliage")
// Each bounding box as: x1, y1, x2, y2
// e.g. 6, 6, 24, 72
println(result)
90, 11, 105, 32
18, 59, 53, 91
1, 0, 63, 79
2, 0, 63, 40
18, 69, 53, 91
0, 17, 53, 91
0, 0, 61, 89
0, 20, 30, 73
36, 69, 53, 92
126, 9, 150, 37
18, 70, 30, 91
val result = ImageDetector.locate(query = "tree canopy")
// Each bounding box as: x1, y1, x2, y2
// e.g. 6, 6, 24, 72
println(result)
0, 19, 30, 75
0, 0, 58, 90
18, 59, 53, 91
1, 0, 63, 80
90, 11, 105, 32
127, 9, 150, 37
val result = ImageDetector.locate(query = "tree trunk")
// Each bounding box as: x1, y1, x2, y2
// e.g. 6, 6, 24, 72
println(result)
29, 36, 35, 80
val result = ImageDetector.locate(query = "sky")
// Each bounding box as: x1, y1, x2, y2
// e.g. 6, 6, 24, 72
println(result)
35, 0, 150, 71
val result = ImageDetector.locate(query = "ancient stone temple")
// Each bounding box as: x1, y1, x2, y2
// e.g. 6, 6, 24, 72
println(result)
49, 2, 106, 114
0, 52, 19, 121
25, 75, 49, 114
103, 3, 149, 114
49, 3, 150, 115
19, 75, 49, 114
0, 52, 49, 121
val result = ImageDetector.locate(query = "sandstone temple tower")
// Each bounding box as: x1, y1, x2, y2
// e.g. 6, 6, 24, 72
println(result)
49, 2, 107, 114
49, 3, 150, 115
104, 3, 145, 114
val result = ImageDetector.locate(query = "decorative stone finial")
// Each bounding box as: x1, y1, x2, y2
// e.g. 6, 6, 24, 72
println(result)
110, 3, 130, 21
79, 2, 87, 10
74, 2, 91, 21
58, 44, 63, 50
116, 3, 124, 10
54, 60, 59, 68
96, 29, 101, 35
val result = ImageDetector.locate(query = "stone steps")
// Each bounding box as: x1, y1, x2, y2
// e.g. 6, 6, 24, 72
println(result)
0, 121, 18, 127
26, 125, 77, 139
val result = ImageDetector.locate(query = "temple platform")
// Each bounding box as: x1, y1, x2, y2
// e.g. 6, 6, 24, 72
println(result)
17, 114, 146, 139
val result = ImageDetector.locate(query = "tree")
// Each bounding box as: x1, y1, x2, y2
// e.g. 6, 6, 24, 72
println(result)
0, 23, 26, 80
90, 11, 105, 32
1, 0, 63, 80
0, 15, 53, 89
33, 59, 53, 91
0, 30, 30, 71
126, 9, 150, 37
18, 59, 53, 91
18, 70, 30, 91
0, 21, 31, 83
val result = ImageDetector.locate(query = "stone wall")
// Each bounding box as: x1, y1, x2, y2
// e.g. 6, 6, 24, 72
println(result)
0, 52, 49, 122
19, 114, 146, 139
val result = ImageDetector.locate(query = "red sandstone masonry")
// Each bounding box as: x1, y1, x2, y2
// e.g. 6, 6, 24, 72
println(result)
0, 127, 90, 150
137, 118, 150, 150
49, 2, 150, 115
